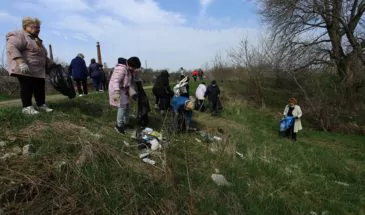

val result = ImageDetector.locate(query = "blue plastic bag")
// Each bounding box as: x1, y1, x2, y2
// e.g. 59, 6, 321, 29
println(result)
279, 116, 294, 132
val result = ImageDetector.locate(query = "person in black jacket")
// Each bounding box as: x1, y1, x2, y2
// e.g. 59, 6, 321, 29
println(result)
205, 80, 221, 116
152, 70, 173, 114
135, 80, 150, 127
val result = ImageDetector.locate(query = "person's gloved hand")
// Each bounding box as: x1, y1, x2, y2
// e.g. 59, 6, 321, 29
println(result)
113, 92, 120, 103
19, 63, 29, 74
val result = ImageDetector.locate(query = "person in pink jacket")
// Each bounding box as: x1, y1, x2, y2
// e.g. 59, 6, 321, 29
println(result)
6, 17, 53, 115
109, 57, 141, 134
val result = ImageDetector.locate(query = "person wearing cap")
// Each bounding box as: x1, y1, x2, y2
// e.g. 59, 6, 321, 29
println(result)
171, 95, 194, 132
6, 17, 54, 115
109, 56, 141, 134
205, 80, 221, 116
69, 53, 89, 96
283, 98, 303, 141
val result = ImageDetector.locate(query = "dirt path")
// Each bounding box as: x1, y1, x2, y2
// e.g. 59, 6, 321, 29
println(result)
0, 86, 153, 108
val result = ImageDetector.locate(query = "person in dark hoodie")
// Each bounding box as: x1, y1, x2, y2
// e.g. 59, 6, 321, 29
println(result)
89, 58, 103, 92
152, 70, 173, 114
205, 80, 221, 116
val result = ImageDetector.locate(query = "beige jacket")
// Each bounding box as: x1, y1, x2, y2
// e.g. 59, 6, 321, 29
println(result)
283, 105, 303, 133
6, 30, 49, 79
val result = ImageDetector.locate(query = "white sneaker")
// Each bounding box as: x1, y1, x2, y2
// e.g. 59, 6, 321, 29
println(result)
79, 94, 83, 97
99, 90, 104, 92
22, 106, 40, 115
37, 104, 53, 112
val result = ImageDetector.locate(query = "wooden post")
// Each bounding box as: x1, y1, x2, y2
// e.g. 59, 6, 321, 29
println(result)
49, 44, 54, 60
96, 42, 102, 65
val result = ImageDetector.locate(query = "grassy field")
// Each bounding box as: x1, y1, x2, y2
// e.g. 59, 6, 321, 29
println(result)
0, 83, 364, 214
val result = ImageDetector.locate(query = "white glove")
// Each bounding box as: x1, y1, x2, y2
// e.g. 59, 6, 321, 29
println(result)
19, 63, 30, 74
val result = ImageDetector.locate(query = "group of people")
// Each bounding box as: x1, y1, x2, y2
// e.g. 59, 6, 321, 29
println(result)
151, 69, 223, 132
5, 16, 303, 140
68, 54, 107, 97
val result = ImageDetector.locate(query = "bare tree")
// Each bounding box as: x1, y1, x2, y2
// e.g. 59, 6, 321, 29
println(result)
259, 0, 365, 103
228, 37, 269, 108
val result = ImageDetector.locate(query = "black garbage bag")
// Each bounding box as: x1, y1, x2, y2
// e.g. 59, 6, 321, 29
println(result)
48, 64, 76, 99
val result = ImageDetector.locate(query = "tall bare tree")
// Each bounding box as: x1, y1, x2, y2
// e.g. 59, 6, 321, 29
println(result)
259, 0, 365, 101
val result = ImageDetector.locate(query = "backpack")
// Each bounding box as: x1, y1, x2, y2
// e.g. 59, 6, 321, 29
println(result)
48, 64, 76, 99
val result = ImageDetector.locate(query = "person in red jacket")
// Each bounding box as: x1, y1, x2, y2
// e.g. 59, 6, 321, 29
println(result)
192, 70, 198, 82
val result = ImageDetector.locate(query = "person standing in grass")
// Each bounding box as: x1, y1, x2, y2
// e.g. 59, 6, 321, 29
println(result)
195, 82, 206, 111
6, 17, 54, 115
109, 56, 141, 134
88, 58, 103, 92
152, 70, 173, 114
283, 98, 303, 141
205, 80, 221, 116
69, 53, 89, 97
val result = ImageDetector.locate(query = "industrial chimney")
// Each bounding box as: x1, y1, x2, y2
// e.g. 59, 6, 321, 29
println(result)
96, 42, 102, 65
49, 44, 54, 61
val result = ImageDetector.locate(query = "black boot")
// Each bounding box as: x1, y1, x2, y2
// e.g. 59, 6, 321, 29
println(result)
114, 124, 125, 134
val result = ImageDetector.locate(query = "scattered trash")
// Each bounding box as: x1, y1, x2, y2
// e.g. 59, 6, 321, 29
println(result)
57, 161, 67, 171
235, 151, 244, 159
209, 144, 219, 153
309, 211, 317, 215
22, 144, 35, 155
150, 139, 161, 151
0, 141, 7, 147
8, 136, 17, 142
142, 158, 156, 165
91, 133, 102, 139
195, 138, 202, 143
123, 141, 130, 147
211, 174, 231, 186
213, 136, 222, 141
334, 181, 350, 187
139, 152, 150, 159
12, 146, 22, 155
0, 153, 17, 161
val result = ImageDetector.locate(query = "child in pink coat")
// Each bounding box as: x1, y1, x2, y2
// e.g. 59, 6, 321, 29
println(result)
108, 57, 141, 134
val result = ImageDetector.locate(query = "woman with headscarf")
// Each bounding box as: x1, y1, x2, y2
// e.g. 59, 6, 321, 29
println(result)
283, 98, 303, 141
6, 17, 54, 115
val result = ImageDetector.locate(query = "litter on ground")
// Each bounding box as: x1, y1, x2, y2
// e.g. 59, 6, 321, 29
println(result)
211, 174, 231, 186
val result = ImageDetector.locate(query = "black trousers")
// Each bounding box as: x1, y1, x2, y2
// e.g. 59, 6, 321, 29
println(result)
285, 124, 297, 141
209, 99, 218, 115
74, 78, 88, 95
197, 99, 205, 111
17, 75, 45, 107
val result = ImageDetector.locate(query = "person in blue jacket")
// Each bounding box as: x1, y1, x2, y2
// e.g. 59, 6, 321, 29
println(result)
69, 53, 89, 97
171, 96, 194, 132
88, 58, 103, 92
